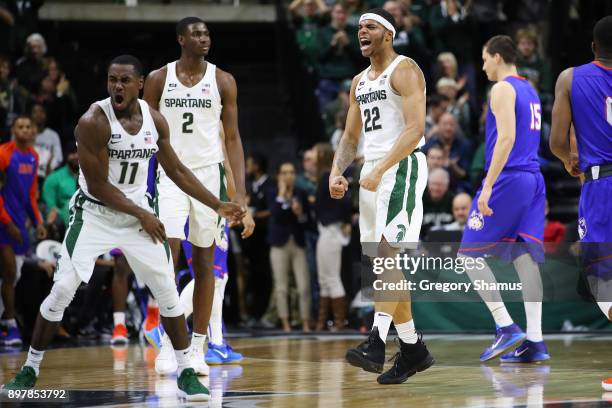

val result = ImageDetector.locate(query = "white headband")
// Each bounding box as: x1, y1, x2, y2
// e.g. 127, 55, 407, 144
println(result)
359, 13, 396, 37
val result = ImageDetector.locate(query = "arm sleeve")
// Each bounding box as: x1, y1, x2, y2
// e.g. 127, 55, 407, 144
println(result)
0, 146, 12, 224
27, 153, 43, 225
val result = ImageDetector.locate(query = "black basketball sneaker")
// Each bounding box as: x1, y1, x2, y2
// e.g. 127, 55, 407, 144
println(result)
345, 327, 386, 373
377, 334, 435, 384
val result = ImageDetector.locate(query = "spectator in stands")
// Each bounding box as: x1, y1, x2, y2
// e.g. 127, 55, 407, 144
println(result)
345, 0, 367, 27
267, 162, 311, 332
0, 56, 27, 141
0, 1, 43, 57
422, 168, 454, 234
424, 112, 472, 187
243, 153, 273, 319
289, 0, 328, 74
429, 0, 478, 110
330, 109, 347, 150
469, 142, 486, 187
426, 145, 444, 171
544, 199, 566, 255
46, 58, 79, 119
314, 142, 350, 331
0, 116, 46, 345
15, 33, 47, 94
0, 4, 14, 56
436, 77, 470, 134
516, 28, 552, 111
322, 78, 351, 138
31, 76, 77, 143
431, 192, 471, 232
425, 93, 450, 139
317, 2, 359, 109
31, 103, 62, 181
42, 143, 78, 240
383, 0, 429, 69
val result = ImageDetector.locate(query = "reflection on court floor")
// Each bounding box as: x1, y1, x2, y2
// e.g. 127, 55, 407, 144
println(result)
0, 334, 611, 407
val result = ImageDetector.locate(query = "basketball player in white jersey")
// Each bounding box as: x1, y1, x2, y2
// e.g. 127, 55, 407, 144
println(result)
329, 9, 434, 384
143, 17, 254, 375
2, 55, 245, 401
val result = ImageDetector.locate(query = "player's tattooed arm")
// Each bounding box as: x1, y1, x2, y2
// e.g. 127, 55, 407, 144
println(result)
330, 76, 362, 199
76, 105, 167, 242
550, 68, 580, 176
331, 75, 362, 176
152, 108, 246, 223
143, 66, 166, 111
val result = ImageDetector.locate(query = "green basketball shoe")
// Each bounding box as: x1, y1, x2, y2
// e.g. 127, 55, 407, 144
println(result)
3, 366, 37, 390
176, 368, 210, 401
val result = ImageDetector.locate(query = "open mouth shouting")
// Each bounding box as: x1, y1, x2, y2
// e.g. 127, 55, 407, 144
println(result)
360, 37, 372, 52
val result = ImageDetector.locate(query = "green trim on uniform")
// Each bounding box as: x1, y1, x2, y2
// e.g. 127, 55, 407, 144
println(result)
217, 163, 227, 227
65, 193, 86, 258
405, 154, 419, 224
385, 157, 408, 226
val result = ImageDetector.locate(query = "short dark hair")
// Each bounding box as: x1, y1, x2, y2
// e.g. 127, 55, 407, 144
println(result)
363, 8, 396, 32
108, 54, 143, 76
249, 153, 268, 173
176, 17, 205, 36
594, 16, 612, 55
485, 35, 518, 65
428, 93, 450, 107
12, 115, 32, 127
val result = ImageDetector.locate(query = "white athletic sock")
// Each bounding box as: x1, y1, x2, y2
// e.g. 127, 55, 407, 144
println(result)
462, 255, 514, 327
25, 347, 44, 376
372, 312, 392, 342
513, 254, 543, 341
192, 332, 206, 352
486, 302, 514, 327
113, 312, 126, 327
209, 277, 226, 346
179, 280, 195, 320
3, 319, 17, 328
174, 347, 191, 376
395, 320, 418, 344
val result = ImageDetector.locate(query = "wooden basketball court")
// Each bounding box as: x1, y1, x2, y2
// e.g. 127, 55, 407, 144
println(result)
1, 334, 611, 407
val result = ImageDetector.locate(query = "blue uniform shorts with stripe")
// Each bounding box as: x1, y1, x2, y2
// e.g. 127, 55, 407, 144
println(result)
459, 170, 545, 262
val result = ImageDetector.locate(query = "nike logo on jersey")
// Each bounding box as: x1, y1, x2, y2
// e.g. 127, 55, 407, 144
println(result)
110, 140, 121, 144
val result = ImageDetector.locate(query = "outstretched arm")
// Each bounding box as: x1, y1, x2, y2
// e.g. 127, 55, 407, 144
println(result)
360, 59, 426, 192
152, 109, 245, 223
478, 81, 516, 215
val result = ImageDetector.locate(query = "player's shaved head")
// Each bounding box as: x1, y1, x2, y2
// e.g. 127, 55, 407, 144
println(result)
177, 16, 205, 36
108, 54, 143, 77
593, 16, 612, 57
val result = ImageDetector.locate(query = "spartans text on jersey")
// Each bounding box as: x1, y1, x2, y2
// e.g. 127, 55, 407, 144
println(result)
108, 148, 157, 160
163, 98, 212, 109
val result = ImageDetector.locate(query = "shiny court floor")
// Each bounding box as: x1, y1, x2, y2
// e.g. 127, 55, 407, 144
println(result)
0, 333, 611, 407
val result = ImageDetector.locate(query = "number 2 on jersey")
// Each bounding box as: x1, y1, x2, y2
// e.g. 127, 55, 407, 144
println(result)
118, 161, 138, 184
364, 107, 382, 132
182, 112, 194, 133
529, 103, 541, 131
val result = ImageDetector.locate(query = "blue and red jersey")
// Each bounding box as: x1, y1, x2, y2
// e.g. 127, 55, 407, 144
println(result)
484, 76, 541, 173
571, 61, 612, 172
0, 141, 43, 227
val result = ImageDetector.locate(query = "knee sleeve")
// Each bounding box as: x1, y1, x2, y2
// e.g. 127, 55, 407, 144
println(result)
39, 274, 81, 322
156, 285, 184, 318
15, 255, 24, 283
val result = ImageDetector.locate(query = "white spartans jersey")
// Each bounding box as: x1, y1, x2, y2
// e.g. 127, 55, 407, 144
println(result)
159, 60, 224, 169
79, 98, 159, 204
355, 55, 425, 161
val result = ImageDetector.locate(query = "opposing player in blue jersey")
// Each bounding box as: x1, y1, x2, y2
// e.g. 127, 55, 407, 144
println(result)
549, 16, 612, 391
458, 35, 549, 363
